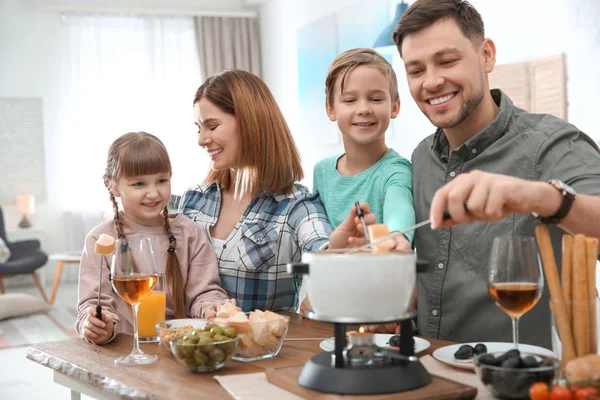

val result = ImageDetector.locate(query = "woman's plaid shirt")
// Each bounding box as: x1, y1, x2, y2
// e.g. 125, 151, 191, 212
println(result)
180, 182, 331, 312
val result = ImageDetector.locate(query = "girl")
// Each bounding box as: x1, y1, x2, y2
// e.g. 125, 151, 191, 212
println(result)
76, 132, 228, 345
180, 69, 374, 313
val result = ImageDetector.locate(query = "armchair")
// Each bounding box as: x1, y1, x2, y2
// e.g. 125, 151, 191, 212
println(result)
0, 205, 49, 302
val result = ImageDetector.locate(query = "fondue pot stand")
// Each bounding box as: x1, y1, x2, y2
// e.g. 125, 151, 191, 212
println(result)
288, 253, 432, 395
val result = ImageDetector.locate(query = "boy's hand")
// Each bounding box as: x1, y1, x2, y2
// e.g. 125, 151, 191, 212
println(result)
83, 306, 114, 344
329, 202, 376, 249
364, 322, 399, 334
394, 235, 412, 252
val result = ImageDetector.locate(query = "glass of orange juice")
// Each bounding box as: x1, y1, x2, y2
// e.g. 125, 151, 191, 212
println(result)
138, 273, 166, 343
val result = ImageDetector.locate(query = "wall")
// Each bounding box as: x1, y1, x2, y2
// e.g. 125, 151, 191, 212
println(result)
259, 0, 600, 189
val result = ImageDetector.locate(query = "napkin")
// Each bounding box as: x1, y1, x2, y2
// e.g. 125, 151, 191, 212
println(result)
420, 355, 493, 400
214, 372, 303, 400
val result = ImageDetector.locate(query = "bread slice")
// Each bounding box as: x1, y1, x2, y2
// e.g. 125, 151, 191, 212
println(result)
367, 224, 395, 254
95, 233, 116, 255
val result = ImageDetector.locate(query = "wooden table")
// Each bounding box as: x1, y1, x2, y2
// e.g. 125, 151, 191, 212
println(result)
26, 313, 473, 399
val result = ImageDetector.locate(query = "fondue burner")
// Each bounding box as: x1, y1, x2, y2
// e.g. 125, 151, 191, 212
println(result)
297, 317, 432, 395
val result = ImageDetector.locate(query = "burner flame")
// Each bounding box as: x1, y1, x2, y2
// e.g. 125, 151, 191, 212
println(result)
358, 326, 365, 334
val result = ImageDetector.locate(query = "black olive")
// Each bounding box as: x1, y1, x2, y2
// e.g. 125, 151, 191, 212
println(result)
480, 367, 494, 385
454, 344, 474, 360
504, 349, 520, 359
473, 343, 488, 355
477, 353, 497, 366
536, 369, 555, 384
511, 371, 536, 397
388, 335, 400, 347
521, 356, 539, 369
501, 356, 521, 369
495, 353, 509, 365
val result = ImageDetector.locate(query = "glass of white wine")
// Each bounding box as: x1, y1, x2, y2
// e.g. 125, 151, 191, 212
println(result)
110, 238, 159, 365
488, 236, 544, 349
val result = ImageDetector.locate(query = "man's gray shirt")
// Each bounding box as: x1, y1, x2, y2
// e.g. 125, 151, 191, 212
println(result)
412, 89, 600, 349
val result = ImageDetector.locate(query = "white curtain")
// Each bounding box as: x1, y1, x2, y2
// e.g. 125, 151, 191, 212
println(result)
194, 16, 261, 77
47, 14, 208, 217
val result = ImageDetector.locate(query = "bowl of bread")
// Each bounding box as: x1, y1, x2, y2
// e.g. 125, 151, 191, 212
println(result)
213, 300, 290, 362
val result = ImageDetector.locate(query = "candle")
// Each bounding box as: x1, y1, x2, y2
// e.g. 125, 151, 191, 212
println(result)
348, 326, 374, 346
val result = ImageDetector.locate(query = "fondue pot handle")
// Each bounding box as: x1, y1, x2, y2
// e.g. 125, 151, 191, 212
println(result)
416, 259, 429, 273
287, 263, 309, 275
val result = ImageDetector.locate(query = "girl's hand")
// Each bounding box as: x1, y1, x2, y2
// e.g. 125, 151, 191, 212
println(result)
202, 303, 218, 319
83, 306, 114, 344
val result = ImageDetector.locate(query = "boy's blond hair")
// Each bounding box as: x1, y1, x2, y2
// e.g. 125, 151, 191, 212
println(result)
325, 48, 400, 108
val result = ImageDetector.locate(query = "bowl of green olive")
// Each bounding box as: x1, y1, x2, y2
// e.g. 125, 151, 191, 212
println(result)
169, 322, 239, 372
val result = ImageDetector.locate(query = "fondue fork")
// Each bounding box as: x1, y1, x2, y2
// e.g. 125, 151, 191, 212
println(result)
333, 210, 454, 254
354, 201, 370, 244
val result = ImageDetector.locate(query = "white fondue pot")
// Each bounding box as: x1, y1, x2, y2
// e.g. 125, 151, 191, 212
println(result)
288, 252, 423, 323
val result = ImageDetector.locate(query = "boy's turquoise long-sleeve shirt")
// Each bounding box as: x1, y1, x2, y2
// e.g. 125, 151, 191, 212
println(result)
313, 149, 416, 243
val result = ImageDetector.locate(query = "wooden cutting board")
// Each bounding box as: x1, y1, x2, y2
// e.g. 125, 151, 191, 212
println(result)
266, 365, 477, 400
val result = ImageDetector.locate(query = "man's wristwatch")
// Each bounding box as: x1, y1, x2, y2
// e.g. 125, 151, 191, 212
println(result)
536, 180, 576, 224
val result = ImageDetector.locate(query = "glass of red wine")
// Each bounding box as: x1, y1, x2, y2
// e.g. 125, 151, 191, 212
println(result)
488, 236, 544, 349
110, 238, 159, 365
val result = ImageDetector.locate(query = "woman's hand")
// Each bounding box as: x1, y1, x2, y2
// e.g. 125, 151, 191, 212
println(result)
83, 306, 114, 344
328, 202, 376, 249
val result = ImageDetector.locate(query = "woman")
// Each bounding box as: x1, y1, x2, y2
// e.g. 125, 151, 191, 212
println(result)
181, 69, 371, 312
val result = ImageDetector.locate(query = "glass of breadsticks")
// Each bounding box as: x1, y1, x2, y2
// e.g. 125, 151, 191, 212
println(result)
535, 226, 599, 373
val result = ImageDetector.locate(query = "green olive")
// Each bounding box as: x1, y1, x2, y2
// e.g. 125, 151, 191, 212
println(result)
199, 337, 215, 352
210, 326, 225, 336
183, 334, 200, 344
179, 344, 195, 359
175, 345, 187, 359
201, 330, 215, 338
203, 324, 213, 332
193, 349, 209, 365
191, 330, 203, 336
213, 334, 228, 342
223, 328, 237, 338
220, 342, 237, 355
209, 348, 225, 362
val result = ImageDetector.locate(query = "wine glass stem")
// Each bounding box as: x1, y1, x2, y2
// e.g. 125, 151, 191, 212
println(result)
512, 317, 519, 349
132, 303, 140, 353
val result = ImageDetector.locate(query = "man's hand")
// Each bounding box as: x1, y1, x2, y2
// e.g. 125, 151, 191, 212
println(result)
430, 170, 561, 229
83, 306, 115, 344
329, 202, 376, 249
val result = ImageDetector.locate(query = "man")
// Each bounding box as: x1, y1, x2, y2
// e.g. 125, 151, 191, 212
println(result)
394, 0, 600, 348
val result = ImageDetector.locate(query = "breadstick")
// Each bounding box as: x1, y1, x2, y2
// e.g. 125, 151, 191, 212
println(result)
573, 234, 590, 357
535, 226, 576, 367
585, 237, 598, 354
562, 235, 573, 324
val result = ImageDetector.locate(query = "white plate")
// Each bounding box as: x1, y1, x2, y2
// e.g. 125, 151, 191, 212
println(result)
319, 334, 431, 354
432, 342, 556, 371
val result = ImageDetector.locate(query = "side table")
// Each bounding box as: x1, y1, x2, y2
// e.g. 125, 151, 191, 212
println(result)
48, 252, 82, 304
